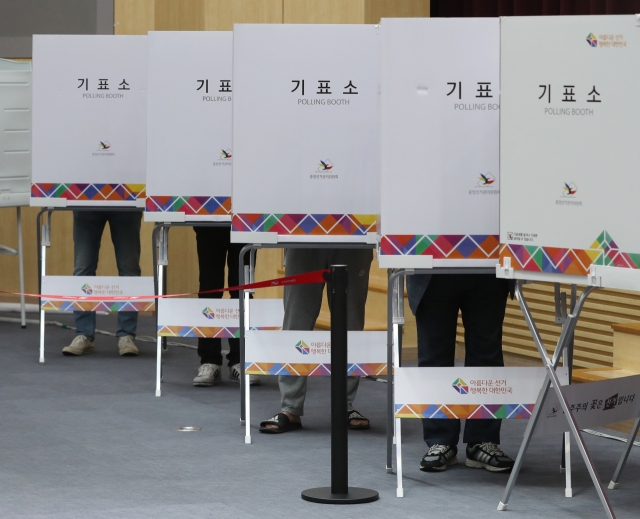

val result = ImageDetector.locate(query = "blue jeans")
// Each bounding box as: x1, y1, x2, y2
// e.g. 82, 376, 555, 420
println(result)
73, 211, 142, 339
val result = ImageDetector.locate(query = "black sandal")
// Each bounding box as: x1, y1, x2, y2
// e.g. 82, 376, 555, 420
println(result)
348, 409, 370, 430
259, 413, 303, 434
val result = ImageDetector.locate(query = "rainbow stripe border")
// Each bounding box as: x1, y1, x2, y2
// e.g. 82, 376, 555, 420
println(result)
395, 403, 534, 419
380, 234, 499, 259
158, 326, 279, 339
42, 301, 154, 312
146, 196, 231, 216
245, 362, 387, 377
232, 213, 377, 237
31, 183, 145, 202
500, 231, 640, 275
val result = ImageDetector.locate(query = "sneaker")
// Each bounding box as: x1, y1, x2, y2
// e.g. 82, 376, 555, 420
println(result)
193, 363, 221, 387
465, 443, 515, 473
420, 444, 458, 472
62, 335, 94, 356
117, 335, 139, 356
229, 363, 261, 386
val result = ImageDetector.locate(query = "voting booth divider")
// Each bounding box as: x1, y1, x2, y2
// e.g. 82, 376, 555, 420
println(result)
145, 31, 241, 395
0, 58, 31, 327
495, 15, 640, 519
31, 36, 149, 362
378, 18, 539, 497
39, 276, 155, 361
156, 298, 284, 397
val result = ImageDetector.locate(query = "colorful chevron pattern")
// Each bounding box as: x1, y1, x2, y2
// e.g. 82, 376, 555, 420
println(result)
31, 183, 145, 202
380, 234, 500, 259
245, 362, 387, 377
41, 301, 154, 312
157, 326, 280, 338
232, 213, 377, 237
500, 231, 640, 275
395, 403, 535, 419
146, 196, 231, 216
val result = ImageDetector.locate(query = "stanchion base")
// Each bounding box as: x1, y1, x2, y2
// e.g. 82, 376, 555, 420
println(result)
301, 487, 378, 504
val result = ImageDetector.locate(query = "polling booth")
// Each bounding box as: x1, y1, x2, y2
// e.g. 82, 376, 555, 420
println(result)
0, 58, 31, 326
497, 15, 640, 519
379, 17, 523, 496
145, 31, 251, 396
31, 35, 150, 362
231, 23, 386, 444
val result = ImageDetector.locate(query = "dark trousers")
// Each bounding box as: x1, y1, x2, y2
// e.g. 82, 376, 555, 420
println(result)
194, 226, 251, 366
416, 274, 509, 447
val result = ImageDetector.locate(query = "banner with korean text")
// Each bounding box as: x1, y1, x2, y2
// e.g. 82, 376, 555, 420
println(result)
31, 36, 147, 207
157, 298, 283, 338
231, 24, 380, 243
499, 16, 640, 286
245, 330, 387, 377
41, 276, 155, 312
395, 367, 568, 420
379, 18, 500, 268
146, 31, 233, 222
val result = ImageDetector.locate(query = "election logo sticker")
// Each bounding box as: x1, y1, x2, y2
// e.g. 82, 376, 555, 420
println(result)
317, 160, 333, 171
477, 172, 496, 187
452, 378, 469, 395
562, 182, 578, 197
586, 33, 598, 47
81, 284, 93, 295
295, 340, 310, 355
202, 307, 215, 320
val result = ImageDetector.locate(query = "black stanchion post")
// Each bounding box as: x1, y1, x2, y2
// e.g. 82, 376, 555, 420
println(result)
301, 265, 379, 505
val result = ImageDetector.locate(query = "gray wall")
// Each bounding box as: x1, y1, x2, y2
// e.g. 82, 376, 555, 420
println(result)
0, 0, 113, 58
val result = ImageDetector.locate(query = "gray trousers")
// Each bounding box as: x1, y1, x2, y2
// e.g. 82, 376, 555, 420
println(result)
279, 248, 373, 416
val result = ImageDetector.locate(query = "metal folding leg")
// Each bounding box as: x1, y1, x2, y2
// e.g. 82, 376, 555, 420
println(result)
498, 281, 615, 519
387, 269, 404, 474
38, 211, 51, 364
155, 225, 168, 397
608, 416, 640, 489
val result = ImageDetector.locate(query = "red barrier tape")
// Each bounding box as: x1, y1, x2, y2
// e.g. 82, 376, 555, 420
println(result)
1, 269, 330, 302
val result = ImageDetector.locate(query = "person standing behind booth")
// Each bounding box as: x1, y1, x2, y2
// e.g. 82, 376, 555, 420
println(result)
62, 211, 143, 356
408, 274, 516, 473
259, 248, 372, 433
191, 226, 259, 387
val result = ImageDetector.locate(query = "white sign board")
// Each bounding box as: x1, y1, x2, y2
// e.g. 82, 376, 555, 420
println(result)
535, 375, 640, 436
379, 18, 500, 269
31, 35, 147, 207
41, 276, 154, 312
157, 298, 283, 338
0, 59, 31, 207
395, 367, 568, 420
245, 330, 387, 376
231, 24, 380, 243
499, 16, 640, 286
146, 31, 233, 222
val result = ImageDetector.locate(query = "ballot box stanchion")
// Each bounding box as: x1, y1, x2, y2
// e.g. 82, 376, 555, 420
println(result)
301, 265, 379, 505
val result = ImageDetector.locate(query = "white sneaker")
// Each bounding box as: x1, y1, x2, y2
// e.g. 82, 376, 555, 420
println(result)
62, 335, 94, 356
117, 335, 139, 356
229, 363, 261, 386
193, 363, 221, 386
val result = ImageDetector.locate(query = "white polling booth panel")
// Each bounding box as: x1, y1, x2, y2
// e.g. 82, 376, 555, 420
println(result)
41, 276, 155, 312
498, 15, 640, 288
157, 298, 283, 338
231, 24, 380, 244
245, 330, 387, 377
0, 59, 31, 207
146, 31, 233, 222
31, 35, 147, 207
379, 18, 500, 269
